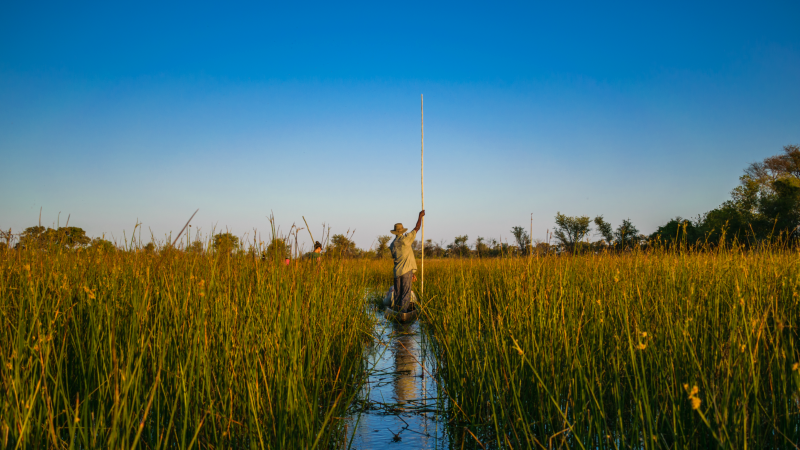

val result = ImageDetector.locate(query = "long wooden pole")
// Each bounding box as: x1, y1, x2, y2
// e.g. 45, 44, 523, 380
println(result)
421, 94, 425, 298
302, 216, 315, 244
172, 209, 199, 247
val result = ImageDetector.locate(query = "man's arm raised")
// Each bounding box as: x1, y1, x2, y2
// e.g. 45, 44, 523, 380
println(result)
412, 210, 425, 282
413, 210, 426, 233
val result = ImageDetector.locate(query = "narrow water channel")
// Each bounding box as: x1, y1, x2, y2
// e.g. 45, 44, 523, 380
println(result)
346, 306, 450, 449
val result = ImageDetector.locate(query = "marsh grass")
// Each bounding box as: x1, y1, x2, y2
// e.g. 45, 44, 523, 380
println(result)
0, 244, 375, 449
421, 247, 800, 449
5, 240, 800, 449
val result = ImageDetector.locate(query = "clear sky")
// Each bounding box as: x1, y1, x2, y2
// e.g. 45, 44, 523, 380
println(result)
2, 1, 799, 251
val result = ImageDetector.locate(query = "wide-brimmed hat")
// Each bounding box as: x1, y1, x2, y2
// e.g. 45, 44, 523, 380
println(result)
390, 223, 408, 235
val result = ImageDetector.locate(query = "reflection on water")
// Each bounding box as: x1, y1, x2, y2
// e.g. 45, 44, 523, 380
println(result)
347, 311, 448, 449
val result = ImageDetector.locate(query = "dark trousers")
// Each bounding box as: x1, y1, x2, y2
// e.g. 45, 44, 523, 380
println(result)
393, 271, 413, 312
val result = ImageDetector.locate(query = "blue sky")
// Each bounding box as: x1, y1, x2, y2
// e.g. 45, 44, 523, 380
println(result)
1, 1, 799, 250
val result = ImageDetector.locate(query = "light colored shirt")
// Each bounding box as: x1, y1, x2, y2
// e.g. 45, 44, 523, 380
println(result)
390, 229, 417, 277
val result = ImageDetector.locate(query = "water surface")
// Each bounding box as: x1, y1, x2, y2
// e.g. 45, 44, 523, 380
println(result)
347, 310, 450, 449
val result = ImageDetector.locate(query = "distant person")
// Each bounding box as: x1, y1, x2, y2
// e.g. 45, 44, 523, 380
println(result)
307, 241, 323, 260
389, 210, 425, 312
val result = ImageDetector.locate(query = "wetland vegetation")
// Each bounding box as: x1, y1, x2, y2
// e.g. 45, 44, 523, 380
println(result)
2, 240, 799, 448
0, 244, 376, 449
422, 246, 800, 449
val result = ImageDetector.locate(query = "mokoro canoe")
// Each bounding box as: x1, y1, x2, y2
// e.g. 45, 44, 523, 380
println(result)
382, 288, 417, 309
384, 302, 419, 323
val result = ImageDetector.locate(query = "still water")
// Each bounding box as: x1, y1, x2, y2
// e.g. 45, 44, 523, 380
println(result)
346, 309, 450, 449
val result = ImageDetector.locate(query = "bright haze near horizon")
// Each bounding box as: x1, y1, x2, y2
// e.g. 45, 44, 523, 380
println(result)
1, 1, 799, 251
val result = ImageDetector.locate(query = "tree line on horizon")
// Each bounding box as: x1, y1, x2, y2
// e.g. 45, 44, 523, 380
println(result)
548, 144, 800, 252
4, 144, 799, 257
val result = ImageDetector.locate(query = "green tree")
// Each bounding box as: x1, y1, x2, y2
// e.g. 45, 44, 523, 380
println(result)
265, 237, 290, 261
593, 216, 614, 244
59, 227, 90, 247
375, 235, 392, 259
700, 174, 764, 242
0, 228, 13, 248
212, 232, 240, 253
90, 238, 116, 253
19, 226, 46, 248
759, 176, 800, 237
650, 217, 706, 246
710, 144, 800, 241
187, 240, 205, 254
651, 145, 800, 245
614, 219, 641, 249
744, 144, 800, 192
20, 226, 90, 249
328, 234, 360, 258
474, 236, 490, 258
486, 238, 510, 257
510, 227, 531, 255
553, 213, 591, 252
532, 240, 553, 256
424, 239, 445, 258
447, 235, 470, 257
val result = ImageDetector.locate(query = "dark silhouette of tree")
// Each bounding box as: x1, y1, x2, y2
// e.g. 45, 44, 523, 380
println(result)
651, 144, 800, 245
448, 235, 470, 257
0, 229, 12, 249
650, 217, 705, 246
709, 145, 799, 242
424, 239, 446, 258
375, 235, 392, 258
614, 219, 641, 249
757, 176, 800, 236
474, 236, 490, 257
593, 216, 614, 244
510, 227, 531, 255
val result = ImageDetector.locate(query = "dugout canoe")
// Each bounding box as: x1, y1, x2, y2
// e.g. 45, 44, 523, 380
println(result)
384, 302, 419, 323
382, 288, 418, 309
382, 288, 419, 323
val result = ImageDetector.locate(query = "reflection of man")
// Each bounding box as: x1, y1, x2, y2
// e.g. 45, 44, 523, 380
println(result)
389, 210, 425, 312
393, 326, 418, 406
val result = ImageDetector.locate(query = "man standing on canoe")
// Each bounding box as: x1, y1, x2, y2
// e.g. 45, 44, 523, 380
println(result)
390, 210, 425, 312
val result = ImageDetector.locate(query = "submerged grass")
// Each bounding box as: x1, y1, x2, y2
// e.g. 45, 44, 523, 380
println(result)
422, 248, 800, 449
0, 246, 375, 449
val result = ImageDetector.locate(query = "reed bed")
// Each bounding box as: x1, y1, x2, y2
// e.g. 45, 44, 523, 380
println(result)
422, 249, 800, 449
0, 245, 375, 449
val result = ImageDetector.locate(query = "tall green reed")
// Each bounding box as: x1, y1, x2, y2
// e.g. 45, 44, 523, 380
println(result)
422, 247, 800, 449
0, 244, 374, 449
